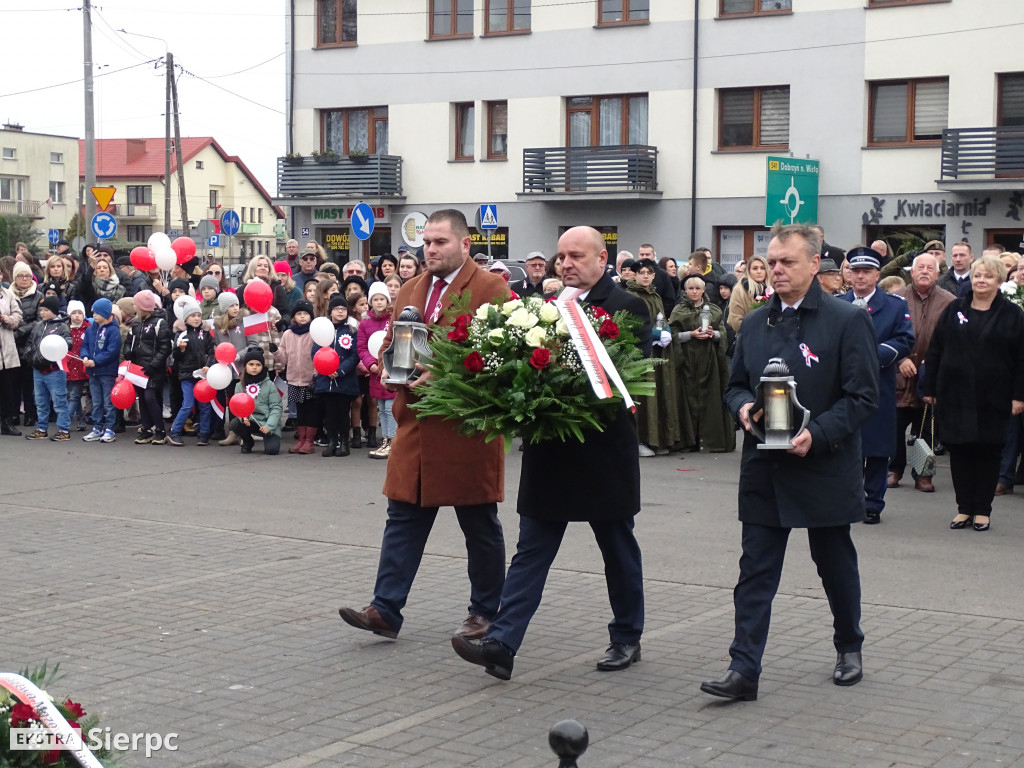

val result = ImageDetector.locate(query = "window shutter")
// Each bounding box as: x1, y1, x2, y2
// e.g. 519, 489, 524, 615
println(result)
721, 0, 754, 12
872, 83, 909, 142
913, 80, 948, 140
1000, 74, 1024, 127
720, 89, 754, 147
759, 87, 789, 145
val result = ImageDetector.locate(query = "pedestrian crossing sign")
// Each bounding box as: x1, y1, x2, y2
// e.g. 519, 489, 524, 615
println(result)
479, 204, 498, 230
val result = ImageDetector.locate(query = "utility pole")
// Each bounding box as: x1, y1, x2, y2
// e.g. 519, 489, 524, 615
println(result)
83, 0, 96, 229
164, 52, 172, 234
169, 53, 189, 238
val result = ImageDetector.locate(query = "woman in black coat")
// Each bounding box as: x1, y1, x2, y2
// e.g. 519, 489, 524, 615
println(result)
924, 256, 1024, 532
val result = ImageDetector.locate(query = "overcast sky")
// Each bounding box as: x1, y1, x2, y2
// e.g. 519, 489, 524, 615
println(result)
2, 0, 286, 195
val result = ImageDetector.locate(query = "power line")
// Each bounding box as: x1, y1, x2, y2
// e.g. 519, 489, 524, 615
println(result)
179, 71, 285, 115
199, 52, 284, 80
0, 58, 158, 99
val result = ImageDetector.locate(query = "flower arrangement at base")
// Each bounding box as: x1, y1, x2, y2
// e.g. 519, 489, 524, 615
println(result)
1000, 280, 1024, 312
0, 662, 120, 767
409, 292, 658, 445
749, 284, 775, 310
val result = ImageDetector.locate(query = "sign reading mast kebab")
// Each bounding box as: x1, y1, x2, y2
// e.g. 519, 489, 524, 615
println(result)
313, 207, 389, 223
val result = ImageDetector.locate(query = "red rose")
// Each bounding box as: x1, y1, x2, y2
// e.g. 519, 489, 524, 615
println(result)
447, 325, 469, 342
529, 348, 551, 370
64, 700, 86, 719
592, 306, 610, 319
42, 749, 61, 765
454, 313, 472, 328
464, 351, 484, 373
10, 702, 38, 727
599, 318, 619, 339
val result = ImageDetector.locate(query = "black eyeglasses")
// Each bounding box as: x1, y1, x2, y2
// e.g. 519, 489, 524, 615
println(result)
206, 270, 222, 277
300, 255, 316, 261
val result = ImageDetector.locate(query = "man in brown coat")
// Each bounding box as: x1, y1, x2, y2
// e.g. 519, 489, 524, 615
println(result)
888, 253, 955, 492
339, 209, 510, 640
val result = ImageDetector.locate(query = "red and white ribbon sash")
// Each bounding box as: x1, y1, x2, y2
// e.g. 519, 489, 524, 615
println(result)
556, 290, 635, 411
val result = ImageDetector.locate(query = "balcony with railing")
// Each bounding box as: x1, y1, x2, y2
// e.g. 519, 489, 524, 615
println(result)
123, 203, 157, 219
275, 155, 404, 203
938, 126, 1024, 190
0, 200, 47, 218
518, 145, 661, 200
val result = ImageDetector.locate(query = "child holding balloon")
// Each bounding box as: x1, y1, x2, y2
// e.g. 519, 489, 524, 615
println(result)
359, 283, 393, 457
230, 347, 283, 455
167, 299, 215, 446
24, 296, 72, 441
312, 294, 360, 457
274, 300, 316, 454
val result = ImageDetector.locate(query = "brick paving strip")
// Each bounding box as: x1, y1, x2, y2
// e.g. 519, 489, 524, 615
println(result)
4, 504, 1024, 768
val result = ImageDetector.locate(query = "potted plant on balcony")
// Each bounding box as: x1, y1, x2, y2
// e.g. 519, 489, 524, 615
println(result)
311, 149, 339, 164
283, 152, 304, 165
348, 149, 370, 164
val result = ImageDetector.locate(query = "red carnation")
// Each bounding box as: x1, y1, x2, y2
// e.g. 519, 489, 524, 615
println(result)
599, 318, 619, 339
529, 349, 551, 370
64, 700, 86, 719
464, 351, 484, 373
592, 306, 610, 319
447, 325, 469, 342
10, 702, 38, 727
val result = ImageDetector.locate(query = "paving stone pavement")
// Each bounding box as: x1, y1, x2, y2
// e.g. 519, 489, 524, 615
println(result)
4, 442, 1024, 767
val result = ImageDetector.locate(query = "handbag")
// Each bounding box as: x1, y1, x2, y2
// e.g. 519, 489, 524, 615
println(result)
907, 406, 936, 478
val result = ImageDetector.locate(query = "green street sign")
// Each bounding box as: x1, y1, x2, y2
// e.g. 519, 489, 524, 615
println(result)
765, 156, 819, 227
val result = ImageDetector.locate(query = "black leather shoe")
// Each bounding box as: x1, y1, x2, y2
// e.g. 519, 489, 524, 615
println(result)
451, 634, 514, 680
950, 515, 973, 530
833, 651, 863, 686
700, 670, 758, 701
863, 512, 881, 525
596, 642, 641, 671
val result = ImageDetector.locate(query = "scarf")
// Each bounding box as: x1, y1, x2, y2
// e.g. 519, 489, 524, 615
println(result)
289, 320, 310, 335
242, 365, 268, 385
93, 272, 126, 301
12, 281, 35, 300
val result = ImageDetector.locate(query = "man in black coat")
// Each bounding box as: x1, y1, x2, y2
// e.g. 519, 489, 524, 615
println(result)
452, 225, 651, 680
700, 224, 879, 702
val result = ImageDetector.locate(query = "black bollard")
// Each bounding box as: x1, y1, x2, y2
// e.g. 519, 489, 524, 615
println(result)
549, 719, 588, 768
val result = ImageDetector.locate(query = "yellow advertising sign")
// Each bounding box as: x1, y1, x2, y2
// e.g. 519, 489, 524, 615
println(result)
91, 186, 116, 212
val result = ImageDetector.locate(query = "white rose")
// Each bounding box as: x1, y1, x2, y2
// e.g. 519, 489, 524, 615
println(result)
555, 319, 570, 337
475, 304, 492, 320
488, 328, 505, 343
524, 326, 548, 348
502, 299, 524, 316
507, 307, 539, 329
1001, 281, 1017, 295
539, 302, 561, 324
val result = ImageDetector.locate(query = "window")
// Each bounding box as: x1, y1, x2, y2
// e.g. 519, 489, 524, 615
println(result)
242, 208, 247, 223
250, 207, 256, 223
323, 107, 388, 155
999, 73, 1024, 127
0, 178, 12, 200
127, 185, 152, 205
867, 0, 941, 6
455, 102, 475, 160
487, 101, 508, 159
50, 152, 63, 164
485, 0, 530, 34
718, 86, 789, 150
2, 148, 14, 160
317, 0, 357, 46
195, 160, 204, 170
126, 225, 152, 243
869, 78, 948, 145
598, 0, 649, 25
430, 0, 473, 38
258, 208, 264, 224
257, 240, 264, 256
567, 94, 648, 147
209, 189, 219, 209
719, 0, 791, 15
48, 181, 65, 204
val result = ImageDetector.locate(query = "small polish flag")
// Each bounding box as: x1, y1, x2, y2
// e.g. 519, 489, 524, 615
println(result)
274, 376, 286, 397
44, 198, 54, 210
243, 312, 270, 336
118, 361, 150, 389
210, 399, 225, 419
57, 356, 69, 373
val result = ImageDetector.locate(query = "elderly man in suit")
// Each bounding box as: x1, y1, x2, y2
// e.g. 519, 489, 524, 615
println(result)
701, 223, 879, 702
452, 225, 651, 680
338, 209, 510, 641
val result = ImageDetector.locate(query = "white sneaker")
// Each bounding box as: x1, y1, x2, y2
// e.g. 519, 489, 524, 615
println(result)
100, 430, 117, 443
82, 429, 103, 442
638, 444, 656, 457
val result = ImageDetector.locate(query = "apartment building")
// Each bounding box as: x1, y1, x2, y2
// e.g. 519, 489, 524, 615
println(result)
0, 124, 81, 246
81, 137, 285, 263
278, 0, 1024, 268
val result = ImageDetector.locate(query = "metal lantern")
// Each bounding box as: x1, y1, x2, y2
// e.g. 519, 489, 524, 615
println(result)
748, 357, 811, 450
381, 305, 433, 386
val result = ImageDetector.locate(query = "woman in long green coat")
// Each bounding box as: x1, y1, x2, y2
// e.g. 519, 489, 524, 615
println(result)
625, 258, 680, 455
669, 274, 736, 453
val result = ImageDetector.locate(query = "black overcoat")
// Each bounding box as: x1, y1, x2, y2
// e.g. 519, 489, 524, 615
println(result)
725, 280, 879, 528
518, 272, 652, 521
923, 291, 1024, 446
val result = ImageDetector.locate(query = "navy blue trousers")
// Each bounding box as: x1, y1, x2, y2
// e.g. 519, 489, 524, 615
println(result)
488, 515, 644, 654
863, 455, 890, 515
729, 523, 863, 681
371, 499, 505, 631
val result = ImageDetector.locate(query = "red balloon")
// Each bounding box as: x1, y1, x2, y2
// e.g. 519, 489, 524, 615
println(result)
313, 346, 340, 376
194, 379, 216, 403
111, 380, 136, 410
214, 342, 237, 366
129, 246, 156, 272
171, 237, 197, 265
243, 279, 273, 314
229, 392, 255, 419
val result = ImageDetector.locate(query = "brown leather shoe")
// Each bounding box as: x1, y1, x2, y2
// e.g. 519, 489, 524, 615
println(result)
338, 605, 398, 639
995, 483, 1013, 496
887, 472, 900, 489
915, 475, 935, 493
454, 613, 490, 640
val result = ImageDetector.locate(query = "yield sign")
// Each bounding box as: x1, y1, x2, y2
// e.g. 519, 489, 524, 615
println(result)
91, 186, 116, 212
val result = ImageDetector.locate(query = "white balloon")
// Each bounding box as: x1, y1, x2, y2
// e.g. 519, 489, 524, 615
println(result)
40, 334, 69, 362
206, 363, 232, 391
368, 330, 387, 360
148, 232, 171, 251
309, 316, 336, 347
154, 246, 177, 271
173, 295, 190, 320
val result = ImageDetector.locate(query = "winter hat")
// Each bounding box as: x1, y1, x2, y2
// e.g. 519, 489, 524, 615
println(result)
40, 295, 60, 315
328, 294, 348, 312
199, 274, 221, 293
273, 260, 292, 277
342, 275, 368, 295
179, 298, 202, 320
115, 255, 132, 268
180, 256, 200, 274
168, 278, 190, 295
89, 298, 111, 318
367, 282, 390, 303
42, 281, 60, 295
292, 299, 314, 317
67, 299, 86, 316
97, 244, 114, 257
243, 347, 265, 366
218, 291, 239, 313
133, 289, 159, 313
12, 262, 33, 279
116, 297, 136, 319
